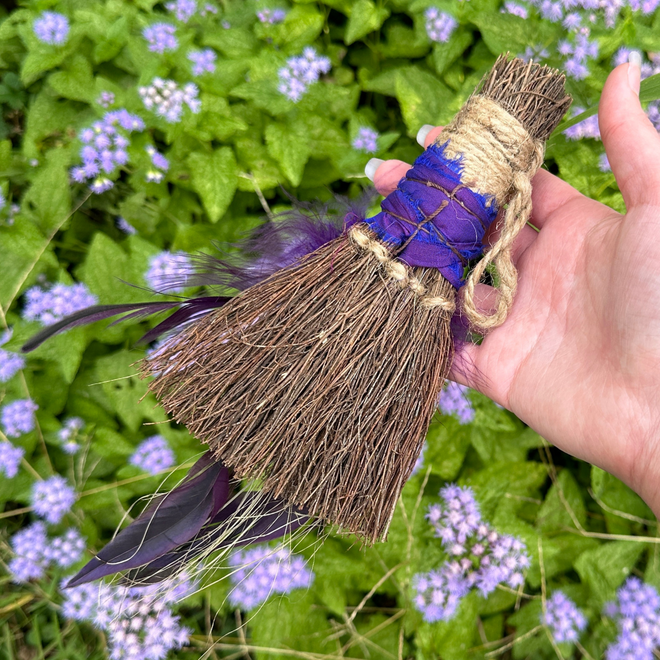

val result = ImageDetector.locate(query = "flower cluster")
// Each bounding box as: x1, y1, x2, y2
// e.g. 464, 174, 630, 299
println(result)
352, 127, 379, 153
166, 0, 198, 21
277, 47, 331, 102
61, 572, 195, 659
503, 2, 529, 17
257, 8, 287, 23
520, 45, 550, 63
543, 591, 587, 643
117, 216, 137, 234
139, 78, 201, 123
71, 109, 145, 194
130, 435, 175, 475
229, 545, 314, 610
437, 381, 475, 424
413, 485, 530, 622
188, 48, 217, 75
0, 328, 24, 382
563, 106, 601, 140
97, 91, 115, 108
143, 23, 178, 53
57, 417, 85, 455
1, 399, 38, 438
145, 145, 170, 183
0, 442, 24, 478
31, 475, 76, 524
145, 251, 192, 293
23, 282, 98, 325
9, 522, 85, 582
558, 33, 599, 80
599, 153, 611, 173
604, 577, 660, 660
33, 11, 70, 45
424, 7, 457, 44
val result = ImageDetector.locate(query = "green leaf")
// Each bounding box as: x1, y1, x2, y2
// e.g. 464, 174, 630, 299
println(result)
94, 15, 129, 64
265, 120, 311, 186
188, 148, 238, 223
345, 0, 390, 45
79, 233, 143, 304
424, 416, 471, 480
394, 67, 453, 135
0, 219, 57, 309
21, 49, 69, 87
641, 72, 660, 103
48, 54, 94, 102
249, 590, 331, 660
94, 350, 167, 431
537, 468, 586, 533
22, 148, 71, 233
575, 541, 645, 607
274, 5, 325, 49
433, 30, 473, 75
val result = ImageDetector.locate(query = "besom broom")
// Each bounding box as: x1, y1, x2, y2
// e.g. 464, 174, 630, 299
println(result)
23, 54, 571, 587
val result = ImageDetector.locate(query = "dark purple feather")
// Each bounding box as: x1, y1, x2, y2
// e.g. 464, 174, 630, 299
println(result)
66, 455, 230, 588
21, 302, 181, 353
118, 492, 310, 585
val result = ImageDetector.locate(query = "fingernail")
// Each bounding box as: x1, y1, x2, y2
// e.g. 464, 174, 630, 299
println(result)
364, 158, 384, 182
416, 124, 434, 147
628, 51, 641, 96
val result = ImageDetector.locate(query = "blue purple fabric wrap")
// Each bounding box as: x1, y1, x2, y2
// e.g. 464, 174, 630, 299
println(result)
345, 142, 499, 289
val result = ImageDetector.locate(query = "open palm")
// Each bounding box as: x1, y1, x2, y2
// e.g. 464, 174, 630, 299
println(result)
371, 62, 660, 514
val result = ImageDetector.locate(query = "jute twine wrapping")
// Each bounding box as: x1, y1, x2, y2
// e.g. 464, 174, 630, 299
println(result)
440, 95, 545, 329
352, 94, 545, 331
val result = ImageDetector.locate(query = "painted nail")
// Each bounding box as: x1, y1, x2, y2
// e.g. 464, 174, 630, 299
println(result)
416, 124, 434, 147
628, 51, 641, 96
364, 158, 384, 182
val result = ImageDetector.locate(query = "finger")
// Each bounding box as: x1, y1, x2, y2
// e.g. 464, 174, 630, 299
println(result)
369, 159, 410, 196
417, 124, 445, 148
599, 54, 660, 208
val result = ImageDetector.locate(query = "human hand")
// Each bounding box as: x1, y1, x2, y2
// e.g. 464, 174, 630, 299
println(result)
366, 56, 660, 517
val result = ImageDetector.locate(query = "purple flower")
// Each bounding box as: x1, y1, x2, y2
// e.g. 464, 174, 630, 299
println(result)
33, 11, 70, 45
143, 23, 178, 53
23, 282, 97, 325
1, 399, 38, 437
117, 216, 137, 234
257, 8, 287, 23
0, 442, 24, 478
424, 7, 457, 43
562, 11, 581, 29
565, 57, 589, 80
229, 545, 314, 609
539, 0, 563, 22
130, 435, 175, 474
61, 572, 195, 658
31, 475, 76, 524
146, 145, 170, 171
97, 91, 115, 108
352, 127, 379, 154
604, 577, 660, 660
43, 528, 86, 568
188, 48, 217, 75
89, 177, 113, 194
8, 522, 49, 583
412, 568, 470, 622
0, 329, 25, 382
543, 591, 587, 643
145, 251, 192, 293
57, 417, 84, 455
520, 45, 550, 63
277, 48, 331, 102
437, 381, 475, 424
415, 484, 530, 621
599, 153, 611, 172
166, 0, 198, 21
502, 2, 528, 17
139, 78, 201, 123
563, 106, 601, 140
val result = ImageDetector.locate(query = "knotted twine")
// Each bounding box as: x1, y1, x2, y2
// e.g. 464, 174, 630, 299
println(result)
348, 94, 545, 331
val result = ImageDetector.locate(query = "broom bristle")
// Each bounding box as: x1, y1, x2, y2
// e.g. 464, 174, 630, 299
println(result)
146, 228, 455, 543
474, 53, 572, 141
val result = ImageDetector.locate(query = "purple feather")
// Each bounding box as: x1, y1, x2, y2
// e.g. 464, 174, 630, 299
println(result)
65, 454, 230, 588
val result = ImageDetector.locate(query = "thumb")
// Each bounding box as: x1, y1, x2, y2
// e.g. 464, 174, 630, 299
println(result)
599, 53, 660, 208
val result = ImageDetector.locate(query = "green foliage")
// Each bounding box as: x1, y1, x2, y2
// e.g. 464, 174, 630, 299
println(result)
1, 0, 659, 659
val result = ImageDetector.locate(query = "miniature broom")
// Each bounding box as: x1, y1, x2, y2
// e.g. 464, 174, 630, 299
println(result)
23, 54, 571, 585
